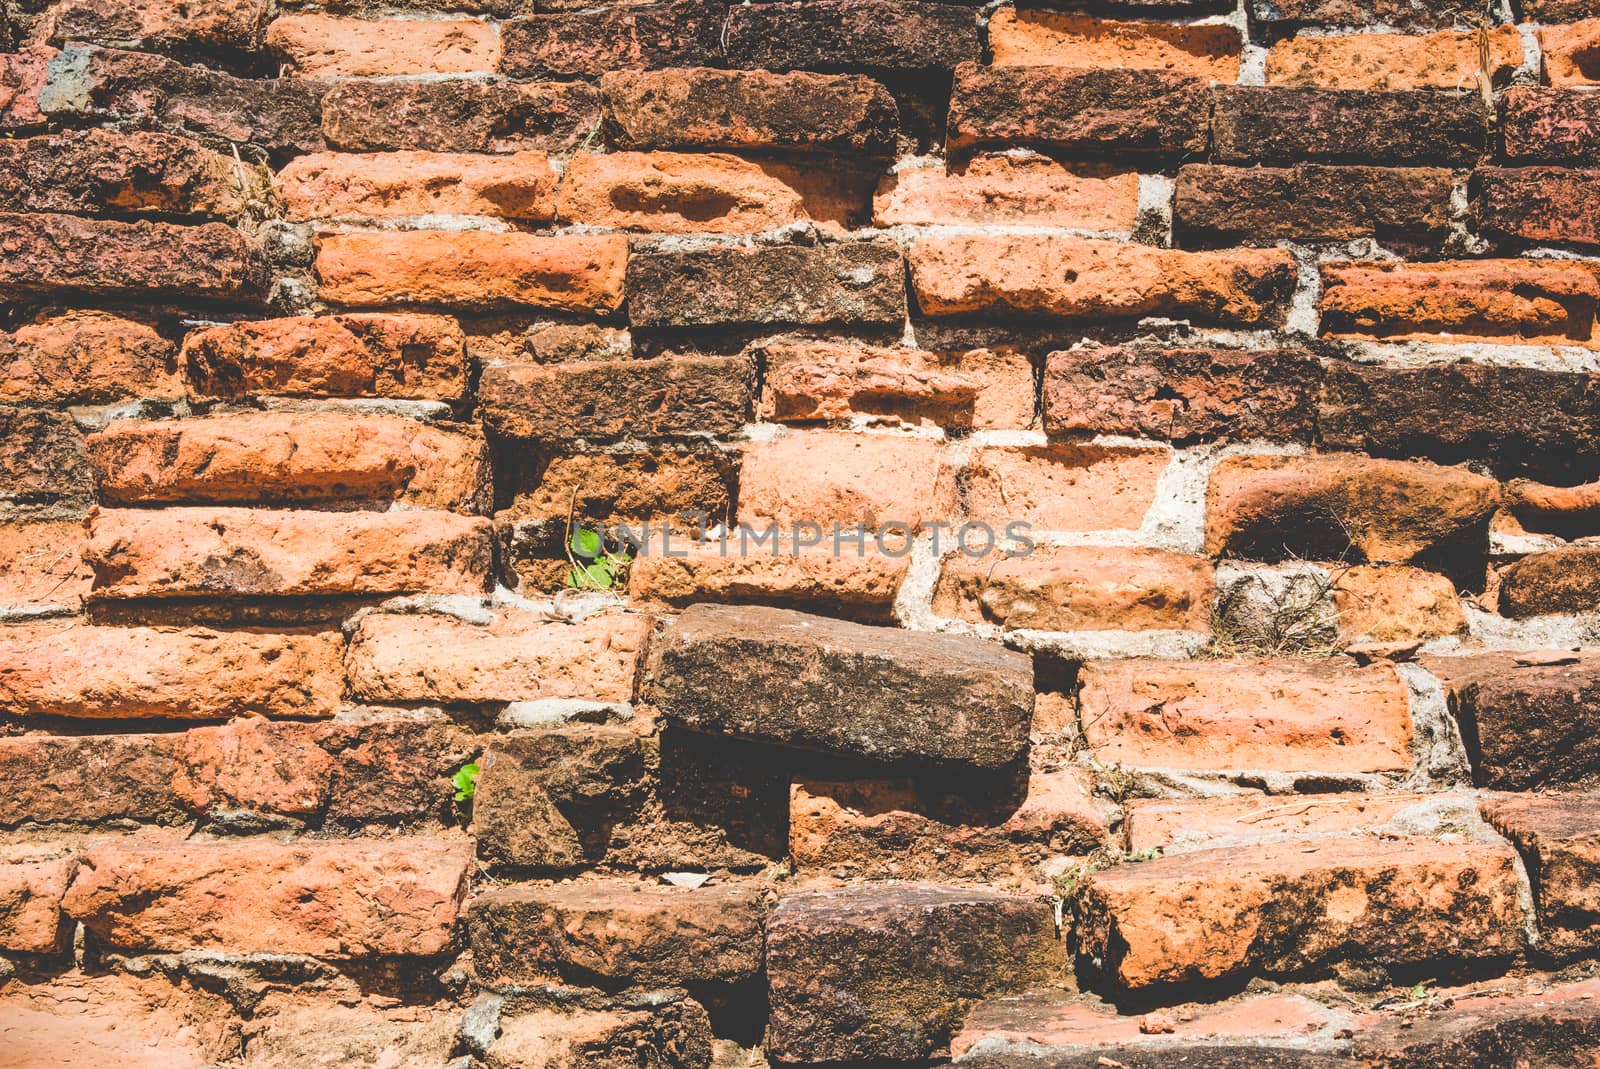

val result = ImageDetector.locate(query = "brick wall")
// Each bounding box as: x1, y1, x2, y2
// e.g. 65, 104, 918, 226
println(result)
3, 0, 1600, 1065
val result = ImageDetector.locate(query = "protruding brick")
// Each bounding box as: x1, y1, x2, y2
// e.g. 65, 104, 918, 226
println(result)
1175, 164, 1454, 244
1332, 564, 1467, 642
0, 624, 342, 719
1073, 836, 1525, 988
316, 231, 626, 313
766, 885, 1064, 1062
736, 430, 954, 531
1539, 19, 1600, 87
1206, 454, 1500, 563
947, 63, 1208, 156
87, 507, 493, 598
1044, 347, 1322, 443
874, 156, 1139, 231
0, 129, 249, 219
962, 443, 1170, 532
627, 241, 906, 328
1264, 26, 1520, 90
1476, 166, 1600, 246
1499, 547, 1600, 617
500, 1, 724, 78
0, 310, 177, 405
0, 213, 265, 301
724, 0, 981, 71
321, 78, 598, 154
61, 837, 473, 956
1213, 86, 1487, 164
37, 0, 269, 59
628, 542, 909, 620
277, 150, 556, 222
480, 355, 752, 441
987, 10, 1240, 82
344, 609, 648, 705
497, 447, 733, 537
183, 313, 467, 401
1505, 476, 1600, 538
468, 879, 766, 987
1078, 657, 1412, 772
0, 406, 92, 513
933, 546, 1214, 632
1319, 259, 1600, 343
909, 234, 1294, 324
1484, 795, 1600, 960
174, 719, 332, 822
0, 855, 73, 953
652, 603, 1034, 770
267, 13, 498, 77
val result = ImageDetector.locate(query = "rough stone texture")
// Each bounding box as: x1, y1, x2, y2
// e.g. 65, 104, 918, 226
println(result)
0, 854, 74, 953
1264, 26, 1521, 90
86, 507, 493, 598
267, 13, 499, 77
627, 242, 906, 328
1483, 796, 1600, 960
0, 734, 186, 826
1502, 87, 1600, 163
1425, 654, 1600, 789
0, 49, 50, 133
0, 128, 246, 219
628, 542, 909, 620
1505, 476, 1600, 538
1175, 164, 1454, 243
36, 0, 269, 59
0, 518, 91, 612
0, 311, 178, 404
485, 997, 713, 1069
765, 884, 1064, 1062
1205, 453, 1500, 563
344, 609, 649, 705
468, 879, 767, 986
182, 313, 468, 401
601, 68, 899, 154
874, 155, 1140, 231
987, 10, 1241, 81
1212, 87, 1487, 164
1044, 347, 1322, 443
479, 356, 753, 440
61, 837, 473, 956
501, 1, 724, 78
0, 212, 265, 301
0, 405, 92, 513
1500, 547, 1600, 617
277, 150, 557, 222
1078, 657, 1412, 772
947, 62, 1209, 155
0, 972, 233, 1068
321, 78, 599, 154
909, 234, 1294, 324
724, 0, 981, 72
1477, 166, 1600, 247
0, 623, 342, 718
1351, 979, 1600, 1069
1246, 0, 1484, 27
1073, 836, 1526, 989
736, 429, 955, 532
651, 603, 1034, 770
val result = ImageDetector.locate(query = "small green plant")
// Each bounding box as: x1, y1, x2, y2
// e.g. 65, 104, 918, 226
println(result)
565, 524, 633, 591
452, 762, 480, 803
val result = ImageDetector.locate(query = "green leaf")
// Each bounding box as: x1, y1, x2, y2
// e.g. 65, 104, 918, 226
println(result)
570, 527, 602, 558
452, 762, 480, 802
584, 561, 616, 588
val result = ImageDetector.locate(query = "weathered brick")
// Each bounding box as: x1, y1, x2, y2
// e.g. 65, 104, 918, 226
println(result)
85, 412, 489, 512
766, 885, 1064, 1062
321, 78, 598, 154
1213, 86, 1487, 164
1078, 657, 1412, 772
174, 719, 332, 822
0, 624, 342, 719
1499, 546, 1600, 617
40, 45, 327, 157
628, 541, 909, 620
277, 150, 556, 222
1483, 796, 1600, 960
61, 837, 473, 956
1525, 0, 1600, 17
1319, 361, 1600, 479
1504, 476, 1600, 538
468, 879, 766, 987
1073, 836, 1525, 988
910, 234, 1294, 324
480, 355, 752, 441
1426, 654, 1600, 789
316, 231, 626, 313
1475, 166, 1600, 246
0, 311, 177, 405
1539, 19, 1600, 87
1206, 454, 1499, 563
962, 443, 1171, 532
0, 855, 74, 953
601, 67, 899, 154
500, 1, 723, 78
1319, 259, 1600, 343
498, 447, 733, 536
87, 507, 493, 599
933, 546, 1214, 632
0, 213, 266, 301
1264, 26, 1520, 90
486, 998, 712, 1069
0, 734, 185, 826
0, 406, 91, 513
267, 13, 498, 77
652, 603, 1034, 770
987, 9, 1240, 81
0, 49, 50, 133
183, 313, 467, 401
0, 518, 91, 612
1502, 87, 1600, 164
1175, 164, 1454, 244
627, 241, 906, 328
1352, 979, 1600, 1068
0, 128, 248, 219
37, 0, 269, 59
318, 717, 474, 828
1332, 564, 1467, 642
1125, 792, 1437, 855
874, 155, 1139, 230
736, 430, 953, 531
724, 0, 980, 71
345, 609, 648, 705
1044, 347, 1322, 443
1247, 0, 1485, 27
947, 62, 1209, 155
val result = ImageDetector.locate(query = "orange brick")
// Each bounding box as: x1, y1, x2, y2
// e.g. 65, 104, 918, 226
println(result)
988, 10, 1241, 82
1332, 564, 1467, 642
627, 541, 909, 619
873, 156, 1139, 231
962, 444, 1169, 532
1265, 26, 1521, 90
277, 151, 557, 221
1126, 792, 1435, 854
737, 431, 956, 533
0, 518, 90, 612
0, 854, 73, 953
266, 13, 499, 77
1540, 19, 1600, 87
0, 311, 178, 405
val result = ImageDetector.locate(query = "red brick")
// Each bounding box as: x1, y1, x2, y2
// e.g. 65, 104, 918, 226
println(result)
345, 609, 648, 706
1502, 87, 1600, 164
1483, 795, 1600, 959
1214, 86, 1487, 165
316, 231, 626, 313
479, 355, 752, 441
61, 836, 473, 956
874, 155, 1139, 231
174, 719, 332, 821
988, 10, 1240, 81
87, 507, 493, 599
962, 443, 1170, 532
1353, 978, 1600, 1066
182, 313, 467, 401
86, 412, 488, 512
277, 150, 557, 222
1333, 564, 1466, 642
1175, 163, 1455, 244
267, 13, 499, 77
1264, 26, 1520, 90
0, 48, 53, 133
601, 67, 899, 154
909, 235, 1295, 325
1078, 657, 1413, 772
0, 623, 342, 719
37, 0, 268, 59
0, 213, 266, 301
0, 854, 73, 953
0, 311, 178, 404
1539, 19, 1600, 87
321, 78, 598, 154
497, 447, 733, 536
0, 128, 249, 219
736, 430, 955, 532
0, 734, 185, 826
0, 518, 90, 613
486, 1000, 712, 1069
500, 1, 723, 78
628, 541, 909, 620
1505, 476, 1600, 537
724, 0, 981, 72
1476, 166, 1600, 247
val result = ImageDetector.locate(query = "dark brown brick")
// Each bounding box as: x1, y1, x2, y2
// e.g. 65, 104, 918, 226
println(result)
1175, 163, 1455, 244
321, 78, 599, 153
0, 406, 92, 514
1213, 86, 1486, 165
499, 1, 724, 79
1483, 796, 1600, 961
1522, 0, 1600, 18
1499, 548, 1600, 619
1352, 979, 1600, 1068
947, 63, 1208, 156
1503, 87, 1600, 164
37, 0, 270, 62
1476, 166, 1600, 247
1427, 654, 1600, 789
725, 0, 981, 72
0, 128, 247, 220
1247, 0, 1486, 27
